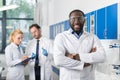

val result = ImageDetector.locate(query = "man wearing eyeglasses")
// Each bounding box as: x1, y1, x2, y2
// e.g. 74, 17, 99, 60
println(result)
53, 9, 106, 80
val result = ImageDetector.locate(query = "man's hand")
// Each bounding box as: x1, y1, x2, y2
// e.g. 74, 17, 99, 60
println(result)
84, 63, 91, 67
73, 54, 80, 61
65, 52, 74, 59
90, 47, 96, 53
65, 47, 97, 64
65, 52, 80, 60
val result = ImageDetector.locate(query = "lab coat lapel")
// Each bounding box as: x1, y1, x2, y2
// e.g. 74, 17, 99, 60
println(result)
66, 31, 89, 53
64, 31, 80, 53
77, 32, 93, 53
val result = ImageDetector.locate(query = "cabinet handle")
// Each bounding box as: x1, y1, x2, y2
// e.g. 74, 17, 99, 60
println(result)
104, 29, 107, 39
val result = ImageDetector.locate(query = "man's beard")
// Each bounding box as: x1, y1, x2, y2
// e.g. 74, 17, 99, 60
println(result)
71, 25, 83, 35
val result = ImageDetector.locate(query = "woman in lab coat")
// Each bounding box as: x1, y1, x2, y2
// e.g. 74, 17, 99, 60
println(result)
25, 24, 53, 80
54, 9, 106, 80
5, 29, 28, 80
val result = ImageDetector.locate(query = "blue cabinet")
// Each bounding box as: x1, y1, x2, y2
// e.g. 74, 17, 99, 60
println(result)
85, 13, 90, 32
96, 8, 106, 39
49, 20, 70, 39
85, 12, 97, 34
106, 4, 118, 39
97, 3, 118, 39
86, 3, 118, 39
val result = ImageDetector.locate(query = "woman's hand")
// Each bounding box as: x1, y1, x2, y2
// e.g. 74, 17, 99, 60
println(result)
21, 56, 28, 65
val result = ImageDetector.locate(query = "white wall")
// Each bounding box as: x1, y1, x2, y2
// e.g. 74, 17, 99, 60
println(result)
34, 0, 54, 38
51, 0, 120, 24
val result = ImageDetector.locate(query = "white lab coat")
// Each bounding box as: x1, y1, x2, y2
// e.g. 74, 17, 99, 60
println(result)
54, 29, 106, 80
5, 43, 25, 80
25, 37, 53, 80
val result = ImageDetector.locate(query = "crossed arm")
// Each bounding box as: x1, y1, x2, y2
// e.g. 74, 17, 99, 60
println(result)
65, 47, 96, 67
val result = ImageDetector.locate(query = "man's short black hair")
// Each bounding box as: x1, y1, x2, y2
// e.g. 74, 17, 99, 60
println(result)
69, 9, 85, 18
29, 24, 41, 30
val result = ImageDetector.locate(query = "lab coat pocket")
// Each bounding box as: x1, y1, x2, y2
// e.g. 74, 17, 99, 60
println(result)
8, 67, 19, 77
60, 68, 72, 80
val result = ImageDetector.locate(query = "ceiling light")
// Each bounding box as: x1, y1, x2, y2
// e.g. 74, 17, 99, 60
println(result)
0, 4, 19, 11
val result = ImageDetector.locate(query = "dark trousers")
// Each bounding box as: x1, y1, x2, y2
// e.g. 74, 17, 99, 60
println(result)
34, 66, 41, 80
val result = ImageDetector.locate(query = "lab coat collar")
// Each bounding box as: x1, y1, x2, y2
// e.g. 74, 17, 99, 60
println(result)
68, 28, 83, 34
34, 36, 43, 42
67, 28, 90, 41
68, 28, 83, 39
11, 42, 20, 48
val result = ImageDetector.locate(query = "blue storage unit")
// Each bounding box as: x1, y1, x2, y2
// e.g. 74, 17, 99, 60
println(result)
49, 20, 70, 39
64, 20, 70, 30
85, 13, 90, 32
96, 8, 106, 39
85, 3, 118, 39
97, 3, 118, 39
90, 11, 97, 34
106, 3, 118, 39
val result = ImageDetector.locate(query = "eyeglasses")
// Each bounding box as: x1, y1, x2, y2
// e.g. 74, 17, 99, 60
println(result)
69, 16, 85, 22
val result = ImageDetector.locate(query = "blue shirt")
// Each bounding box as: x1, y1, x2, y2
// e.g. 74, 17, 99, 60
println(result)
69, 28, 83, 39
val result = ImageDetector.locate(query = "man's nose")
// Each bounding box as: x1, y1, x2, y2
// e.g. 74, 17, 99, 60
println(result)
74, 18, 79, 23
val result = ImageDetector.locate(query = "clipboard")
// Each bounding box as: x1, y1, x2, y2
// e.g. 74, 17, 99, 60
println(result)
16, 53, 36, 65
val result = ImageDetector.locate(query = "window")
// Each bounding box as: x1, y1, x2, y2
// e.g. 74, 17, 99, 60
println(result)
6, 20, 33, 44
6, 0, 35, 18
0, 0, 2, 17
0, 0, 35, 53
0, 21, 2, 51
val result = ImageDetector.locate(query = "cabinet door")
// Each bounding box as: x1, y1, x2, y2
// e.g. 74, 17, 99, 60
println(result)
96, 8, 106, 39
50, 25, 54, 39
85, 13, 90, 32
90, 11, 96, 34
106, 3, 117, 39
64, 20, 70, 30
